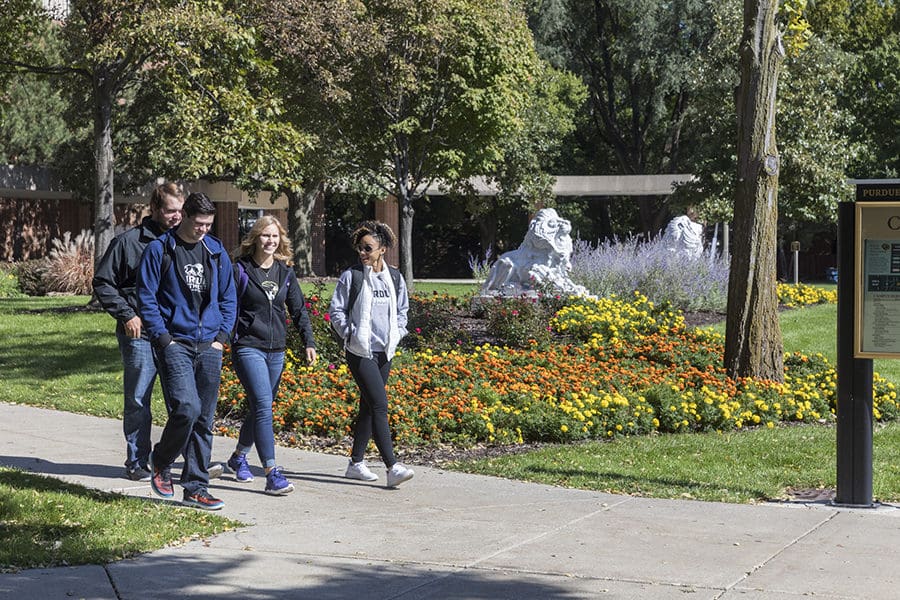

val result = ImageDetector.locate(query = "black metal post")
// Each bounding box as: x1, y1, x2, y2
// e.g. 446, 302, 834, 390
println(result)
835, 201, 874, 507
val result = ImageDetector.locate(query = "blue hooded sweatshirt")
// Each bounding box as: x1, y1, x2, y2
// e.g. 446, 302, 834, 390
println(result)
136, 229, 237, 350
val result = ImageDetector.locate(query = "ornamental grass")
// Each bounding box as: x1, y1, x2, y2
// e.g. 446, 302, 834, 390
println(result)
216, 288, 898, 449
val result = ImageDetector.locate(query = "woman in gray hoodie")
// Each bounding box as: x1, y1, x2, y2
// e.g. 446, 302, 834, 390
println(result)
328, 221, 414, 488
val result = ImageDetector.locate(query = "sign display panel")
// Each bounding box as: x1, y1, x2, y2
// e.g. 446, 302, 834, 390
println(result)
855, 202, 900, 357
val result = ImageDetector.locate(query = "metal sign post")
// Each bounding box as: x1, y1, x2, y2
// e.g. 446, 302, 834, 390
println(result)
835, 201, 873, 507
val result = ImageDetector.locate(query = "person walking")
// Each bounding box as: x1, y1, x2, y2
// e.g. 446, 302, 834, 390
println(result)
137, 192, 237, 510
226, 215, 317, 495
328, 221, 414, 488
92, 182, 184, 481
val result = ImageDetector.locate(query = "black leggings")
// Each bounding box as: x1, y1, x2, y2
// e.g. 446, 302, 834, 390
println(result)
346, 351, 396, 468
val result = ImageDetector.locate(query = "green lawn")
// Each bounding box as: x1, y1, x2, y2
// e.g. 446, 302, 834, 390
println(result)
707, 302, 900, 385
0, 467, 241, 572
452, 421, 900, 503
0, 296, 156, 419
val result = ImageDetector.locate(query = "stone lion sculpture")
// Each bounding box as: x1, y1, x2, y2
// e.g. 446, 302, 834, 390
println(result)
663, 215, 704, 257
481, 208, 589, 297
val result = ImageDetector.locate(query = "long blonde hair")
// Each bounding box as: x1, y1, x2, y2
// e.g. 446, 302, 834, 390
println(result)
234, 215, 294, 266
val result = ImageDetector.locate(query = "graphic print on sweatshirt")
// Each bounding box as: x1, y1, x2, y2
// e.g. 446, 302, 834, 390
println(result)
175, 238, 210, 308
261, 280, 279, 301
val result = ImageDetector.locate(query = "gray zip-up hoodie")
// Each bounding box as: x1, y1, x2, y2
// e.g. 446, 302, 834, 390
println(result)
329, 264, 409, 359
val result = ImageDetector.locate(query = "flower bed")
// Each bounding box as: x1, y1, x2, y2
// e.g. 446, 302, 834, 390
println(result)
217, 289, 898, 449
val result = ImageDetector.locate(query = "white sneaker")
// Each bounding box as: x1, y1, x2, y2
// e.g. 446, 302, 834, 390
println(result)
345, 460, 378, 482
207, 463, 224, 480
386, 463, 414, 487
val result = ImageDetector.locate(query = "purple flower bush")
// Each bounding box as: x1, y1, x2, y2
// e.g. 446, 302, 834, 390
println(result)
570, 236, 730, 311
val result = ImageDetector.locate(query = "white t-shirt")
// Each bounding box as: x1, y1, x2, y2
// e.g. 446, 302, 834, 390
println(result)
369, 269, 392, 352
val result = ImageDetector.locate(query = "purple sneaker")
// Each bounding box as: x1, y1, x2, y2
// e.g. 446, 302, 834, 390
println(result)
227, 453, 254, 482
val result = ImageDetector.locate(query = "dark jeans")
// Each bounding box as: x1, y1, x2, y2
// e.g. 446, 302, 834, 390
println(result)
232, 346, 284, 469
152, 341, 222, 495
117, 333, 156, 470
347, 351, 396, 468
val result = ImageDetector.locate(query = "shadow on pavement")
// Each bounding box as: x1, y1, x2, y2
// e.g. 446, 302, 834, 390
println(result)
109, 551, 597, 600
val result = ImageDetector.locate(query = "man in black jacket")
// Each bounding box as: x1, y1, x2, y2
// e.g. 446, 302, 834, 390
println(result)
92, 182, 184, 481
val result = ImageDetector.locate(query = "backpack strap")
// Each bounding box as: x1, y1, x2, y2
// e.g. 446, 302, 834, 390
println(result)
388, 266, 402, 300
233, 262, 249, 298
161, 243, 173, 278
344, 263, 401, 313
347, 264, 364, 313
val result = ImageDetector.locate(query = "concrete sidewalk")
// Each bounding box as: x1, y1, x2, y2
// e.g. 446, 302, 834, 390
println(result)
0, 402, 898, 600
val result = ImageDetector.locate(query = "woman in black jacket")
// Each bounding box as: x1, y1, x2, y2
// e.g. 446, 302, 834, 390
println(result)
226, 215, 317, 495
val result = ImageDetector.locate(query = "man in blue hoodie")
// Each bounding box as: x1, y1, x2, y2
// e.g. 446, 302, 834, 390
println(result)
137, 192, 237, 510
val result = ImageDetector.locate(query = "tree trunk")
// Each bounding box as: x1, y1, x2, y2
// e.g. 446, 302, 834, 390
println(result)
476, 197, 499, 257
287, 181, 322, 276
393, 142, 415, 293
724, 0, 785, 382
92, 77, 115, 272
399, 192, 415, 293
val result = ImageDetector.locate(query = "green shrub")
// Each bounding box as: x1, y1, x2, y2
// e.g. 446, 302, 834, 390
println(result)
481, 294, 555, 349
15, 259, 50, 296
403, 292, 473, 351
287, 279, 343, 365
0, 265, 25, 298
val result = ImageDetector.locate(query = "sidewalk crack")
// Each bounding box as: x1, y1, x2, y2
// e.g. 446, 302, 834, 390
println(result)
712, 510, 839, 599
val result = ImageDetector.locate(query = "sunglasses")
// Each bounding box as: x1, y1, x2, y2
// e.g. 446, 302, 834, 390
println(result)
357, 244, 380, 253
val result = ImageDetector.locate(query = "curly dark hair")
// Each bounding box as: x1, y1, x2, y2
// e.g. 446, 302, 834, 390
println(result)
351, 220, 396, 249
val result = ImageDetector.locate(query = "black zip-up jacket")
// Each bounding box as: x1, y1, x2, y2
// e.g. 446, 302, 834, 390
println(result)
92, 216, 167, 338
232, 257, 317, 352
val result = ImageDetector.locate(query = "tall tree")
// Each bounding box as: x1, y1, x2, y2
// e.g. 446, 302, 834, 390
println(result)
464, 60, 586, 254
244, 0, 375, 275
0, 11, 75, 165
0, 0, 308, 269
724, 0, 786, 381
680, 0, 858, 228
360, 0, 542, 286
529, 0, 720, 236
260, 0, 540, 286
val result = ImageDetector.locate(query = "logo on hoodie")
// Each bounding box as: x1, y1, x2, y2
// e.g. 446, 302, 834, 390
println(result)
183, 263, 206, 293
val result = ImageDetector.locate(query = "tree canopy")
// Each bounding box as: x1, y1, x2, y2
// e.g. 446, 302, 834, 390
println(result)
0, 0, 310, 266
257, 0, 545, 283
530, 0, 723, 235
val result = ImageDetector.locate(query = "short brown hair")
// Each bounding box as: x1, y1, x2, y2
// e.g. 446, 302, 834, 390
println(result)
149, 182, 184, 209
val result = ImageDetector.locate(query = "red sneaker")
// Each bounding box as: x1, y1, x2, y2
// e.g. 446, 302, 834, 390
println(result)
149, 453, 174, 498
183, 489, 224, 511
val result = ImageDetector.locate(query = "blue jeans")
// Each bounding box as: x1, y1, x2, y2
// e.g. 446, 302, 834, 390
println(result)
117, 332, 157, 470
153, 341, 223, 495
233, 346, 284, 469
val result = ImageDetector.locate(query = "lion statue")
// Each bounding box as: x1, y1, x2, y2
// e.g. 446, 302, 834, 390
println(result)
663, 214, 704, 257
481, 208, 589, 297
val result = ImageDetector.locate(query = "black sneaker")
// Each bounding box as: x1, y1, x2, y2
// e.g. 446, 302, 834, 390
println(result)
183, 489, 225, 511
149, 453, 174, 498
125, 465, 151, 481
